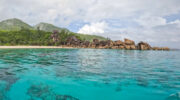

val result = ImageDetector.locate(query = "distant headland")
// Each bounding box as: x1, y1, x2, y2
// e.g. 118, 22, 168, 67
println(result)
0, 18, 169, 50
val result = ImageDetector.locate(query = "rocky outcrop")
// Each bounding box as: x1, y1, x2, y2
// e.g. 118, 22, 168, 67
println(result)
107, 40, 114, 47
51, 30, 59, 43
91, 39, 100, 48
66, 36, 81, 46
137, 41, 151, 50
152, 47, 170, 51
114, 40, 124, 46
124, 39, 136, 50
83, 41, 90, 48
64, 38, 170, 51
124, 38, 135, 45
99, 41, 108, 46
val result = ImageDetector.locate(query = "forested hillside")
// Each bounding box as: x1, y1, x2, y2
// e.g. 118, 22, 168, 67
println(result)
0, 18, 107, 45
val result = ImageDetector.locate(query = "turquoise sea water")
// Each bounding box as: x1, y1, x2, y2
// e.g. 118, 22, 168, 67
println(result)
0, 49, 179, 100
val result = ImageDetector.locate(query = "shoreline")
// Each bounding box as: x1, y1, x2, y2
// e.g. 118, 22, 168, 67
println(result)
0, 46, 172, 51
0, 46, 75, 49
0, 37, 170, 50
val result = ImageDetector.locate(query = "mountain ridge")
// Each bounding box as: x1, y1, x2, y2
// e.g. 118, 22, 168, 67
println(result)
0, 18, 33, 30
0, 18, 107, 41
34, 22, 69, 32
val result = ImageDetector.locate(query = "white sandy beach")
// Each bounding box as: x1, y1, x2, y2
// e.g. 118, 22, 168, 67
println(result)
0, 46, 74, 49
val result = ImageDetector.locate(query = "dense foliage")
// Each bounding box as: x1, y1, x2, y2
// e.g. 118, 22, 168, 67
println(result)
0, 29, 81, 46
76, 34, 107, 42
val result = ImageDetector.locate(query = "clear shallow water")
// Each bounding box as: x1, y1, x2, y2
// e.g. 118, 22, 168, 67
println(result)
0, 49, 180, 100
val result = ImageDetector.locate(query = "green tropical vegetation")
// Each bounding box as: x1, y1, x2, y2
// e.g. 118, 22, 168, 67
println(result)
0, 29, 80, 46
0, 18, 107, 45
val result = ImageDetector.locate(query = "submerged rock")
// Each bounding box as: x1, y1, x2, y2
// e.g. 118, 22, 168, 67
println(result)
27, 84, 79, 100
0, 68, 19, 90
166, 92, 180, 100
115, 86, 122, 92
56, 95, 79, 100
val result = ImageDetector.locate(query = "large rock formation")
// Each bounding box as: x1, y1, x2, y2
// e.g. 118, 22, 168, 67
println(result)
114, 40, 124, 46
83, 41, 90, 48
66, 36, 81, 46
137, 41, 151, 50
124, 38, 135, 45
124, 39, 136, 50
112, 40, 125, 49
64, 37, 170, 50
91, 39, 100, 48
99, 41, 108, 46
107, 40, 114, 47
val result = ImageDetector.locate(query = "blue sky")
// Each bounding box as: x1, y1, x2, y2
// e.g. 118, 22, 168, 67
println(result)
0, 0, 180, 48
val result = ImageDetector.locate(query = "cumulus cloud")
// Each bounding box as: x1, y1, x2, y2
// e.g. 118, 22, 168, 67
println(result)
77, 22, 108, 34
169, 20, 180, 27
135, 15, 167, 28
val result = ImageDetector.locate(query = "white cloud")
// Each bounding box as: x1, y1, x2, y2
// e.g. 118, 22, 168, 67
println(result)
78, 22, 108, 35
169, 20, 180, 27
135, 15, 167, 28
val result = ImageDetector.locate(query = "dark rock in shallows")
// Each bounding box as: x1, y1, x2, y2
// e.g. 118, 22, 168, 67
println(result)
56, 95, 79, 100
166, 92, 180, 100
28, 84, 79, 100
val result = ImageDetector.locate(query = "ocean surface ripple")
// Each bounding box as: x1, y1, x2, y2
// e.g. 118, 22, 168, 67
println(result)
0, 49, 180, 100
